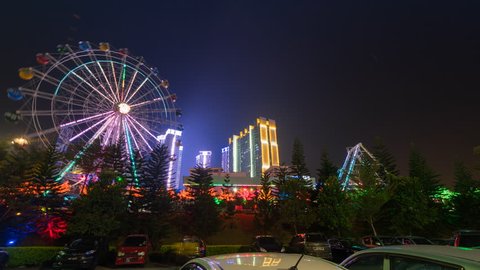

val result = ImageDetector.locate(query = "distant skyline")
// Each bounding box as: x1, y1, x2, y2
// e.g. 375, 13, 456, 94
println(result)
1, 1, 480, 185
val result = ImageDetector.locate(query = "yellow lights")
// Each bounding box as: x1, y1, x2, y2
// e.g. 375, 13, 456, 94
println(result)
12, 137, 28, 146
16, 212, 22, 216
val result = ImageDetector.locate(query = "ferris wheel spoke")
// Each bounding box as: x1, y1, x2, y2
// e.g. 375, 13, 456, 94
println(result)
128, 113, 178, 126
65, 45, 106, 92
124, 118, 142, 153
71, 71, 116, 104
16, 109, 99, 116
96, 61, 120, 104
68, 114, 114, 143
126, 115, 160, 142
102, 115, 120, 145
129, 95, 174, 109
59, 111, 114, 128
84, 64, 119, 103
123, 69, 138, 102
124, 71, 154, 103
32, 70, 94, 100
125, 116, 153, 152
44, 54, 104, 99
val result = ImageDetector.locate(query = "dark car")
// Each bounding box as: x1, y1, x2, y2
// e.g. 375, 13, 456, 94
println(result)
0, 249, 9, 270
53, 238, 99, 270
251, 235, 285, 252
288, 233, 332, 260
453, 230, 480, 248
394, 236, 433, 245
360, 235, 397, 248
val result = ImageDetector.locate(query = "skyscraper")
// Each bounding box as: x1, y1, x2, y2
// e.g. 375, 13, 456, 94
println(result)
157, 128, 183, 190
195, 150, 212, 168
224, 117, 280, 178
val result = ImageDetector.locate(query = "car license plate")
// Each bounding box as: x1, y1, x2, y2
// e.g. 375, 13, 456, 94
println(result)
313, 247, 325, 251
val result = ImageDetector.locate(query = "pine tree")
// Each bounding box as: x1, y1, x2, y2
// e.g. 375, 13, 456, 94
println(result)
452, 162, 480, 229
316, 150, 338, 189
408, 146, 440, 196
372, 137, 399, 181
187, 166, 220, 238
254, 172, 277, 233
291, 138, 310, 179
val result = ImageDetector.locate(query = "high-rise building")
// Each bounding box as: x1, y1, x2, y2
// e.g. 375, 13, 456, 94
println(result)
221, 146, 230, 173
157, 129, 183, 190
195, 150, 212, 168
224, 117, 280, 178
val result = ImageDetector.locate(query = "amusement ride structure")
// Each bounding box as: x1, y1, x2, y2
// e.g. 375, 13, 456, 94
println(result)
5, 41, 182, 191
337, 142, 381, 190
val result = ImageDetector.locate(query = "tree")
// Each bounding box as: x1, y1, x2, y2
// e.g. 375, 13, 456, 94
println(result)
291, 138, 310, 179
352, 160, 389, 236
314, 176, 352, 236
409, 146, 440, 196
186, 166, 220, 238
316, 150, 338, 189
220, 174, 235, 218
380, 175, 434, 235
67, 139, 104, 193
254, 172, 277, 233
452, 162, 480, 229
68, 171, 128, 239
134, 144, 172, 247
372, 137, 399, 181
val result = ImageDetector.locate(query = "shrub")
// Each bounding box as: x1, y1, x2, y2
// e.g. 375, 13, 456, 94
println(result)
4, 246, 63, 267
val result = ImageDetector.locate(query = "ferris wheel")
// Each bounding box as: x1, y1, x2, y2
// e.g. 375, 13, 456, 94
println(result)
6, 41, 182, 179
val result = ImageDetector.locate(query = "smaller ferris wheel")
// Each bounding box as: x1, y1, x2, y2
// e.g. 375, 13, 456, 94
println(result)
6, 41, 182, 178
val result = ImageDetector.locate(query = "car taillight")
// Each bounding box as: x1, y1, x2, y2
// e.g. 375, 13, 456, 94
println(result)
454, 237, 460, 247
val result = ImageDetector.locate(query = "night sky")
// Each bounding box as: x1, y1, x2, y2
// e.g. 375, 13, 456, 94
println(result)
1, 1, 479, 185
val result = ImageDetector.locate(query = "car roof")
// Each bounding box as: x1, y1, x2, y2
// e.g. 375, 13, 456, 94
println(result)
183, 252, 346, 270
344, 245, 480, 266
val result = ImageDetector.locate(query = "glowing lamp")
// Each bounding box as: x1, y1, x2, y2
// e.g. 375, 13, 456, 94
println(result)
117, 103, 131, 114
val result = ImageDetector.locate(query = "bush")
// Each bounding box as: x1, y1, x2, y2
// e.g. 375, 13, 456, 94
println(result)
4, 246, 63, 267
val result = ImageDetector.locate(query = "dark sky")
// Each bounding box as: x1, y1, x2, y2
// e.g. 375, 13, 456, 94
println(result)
1, 1, 479, 185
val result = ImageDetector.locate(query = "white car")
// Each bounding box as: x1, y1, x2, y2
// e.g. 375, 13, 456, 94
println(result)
340, 245, 480, 270
180, 252, 346, 270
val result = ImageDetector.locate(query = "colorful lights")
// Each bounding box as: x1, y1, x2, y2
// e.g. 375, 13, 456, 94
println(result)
117, 102, 131, 114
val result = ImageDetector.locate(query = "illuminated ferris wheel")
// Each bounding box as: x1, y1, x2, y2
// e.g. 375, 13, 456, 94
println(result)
6, 41, 182, 177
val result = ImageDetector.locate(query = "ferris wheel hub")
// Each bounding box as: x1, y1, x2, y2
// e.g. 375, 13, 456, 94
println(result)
117, 103, 131, 114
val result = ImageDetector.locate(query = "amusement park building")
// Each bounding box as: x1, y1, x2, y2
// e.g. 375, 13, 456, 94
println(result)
222, 117, 280, 178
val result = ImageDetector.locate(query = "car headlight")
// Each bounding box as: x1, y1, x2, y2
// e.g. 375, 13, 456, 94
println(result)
85, 250, 96, 256
117, 251, 125, 257
260, 247, 267, 252
137, 251, 145, 256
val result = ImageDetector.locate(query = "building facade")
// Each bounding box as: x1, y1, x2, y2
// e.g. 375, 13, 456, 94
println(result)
195, 150, 212, 168
157, 128, 183, 190
224, 117, 280, 178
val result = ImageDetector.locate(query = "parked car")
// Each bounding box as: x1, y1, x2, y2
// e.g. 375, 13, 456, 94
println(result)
340, 245, 480, 270
360, 235, 397, 248
394, 235, 434, 245
430, 238, 453, 245
52, 238, 99, 270
251, 235, 285, 252
179, 235, 207, 258
180, 252, 346, 270
0, 248, 9, 270
288, 233, 332, 260
115, 234, 151, 266
328, 238, 355, 263
453, 229, 480, 248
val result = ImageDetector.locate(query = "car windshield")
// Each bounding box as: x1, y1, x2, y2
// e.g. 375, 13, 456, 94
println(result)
123, 236, 147, 247
258, 237, 279, 245
306, 234, 327, 242
69, 239, 96, 249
